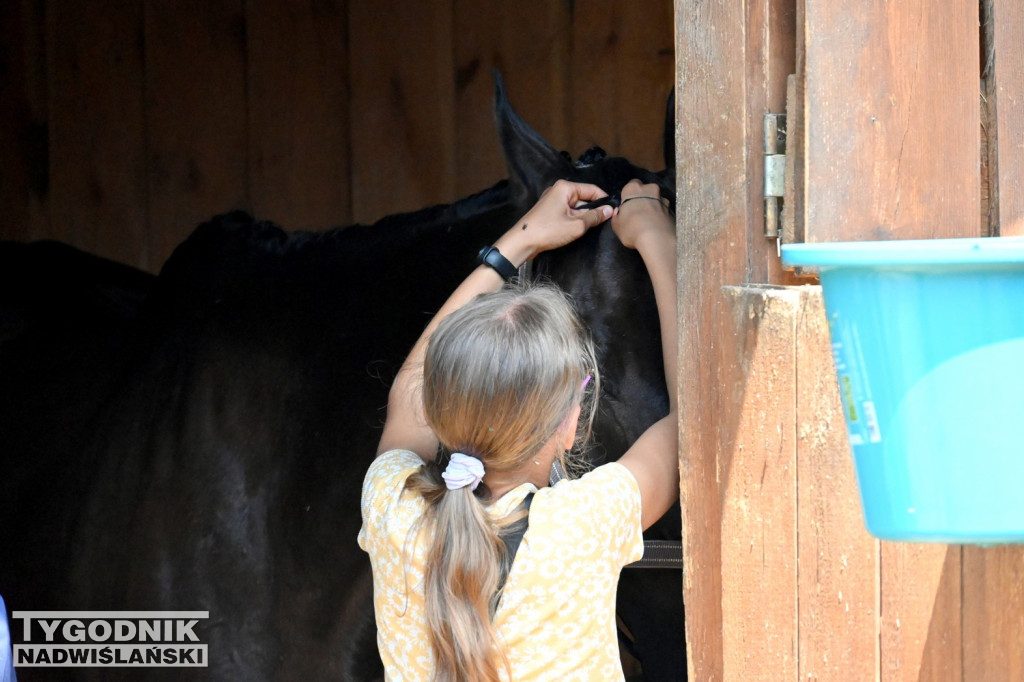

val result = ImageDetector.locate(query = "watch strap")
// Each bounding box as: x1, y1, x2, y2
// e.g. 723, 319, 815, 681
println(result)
477, 246, 519, 280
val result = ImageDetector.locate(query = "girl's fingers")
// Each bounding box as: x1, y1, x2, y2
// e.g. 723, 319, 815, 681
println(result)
564, 181, 607, 205
579, 205, 614, 229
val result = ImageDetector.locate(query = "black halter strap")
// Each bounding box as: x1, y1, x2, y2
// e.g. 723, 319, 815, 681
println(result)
497, 493, 534, 594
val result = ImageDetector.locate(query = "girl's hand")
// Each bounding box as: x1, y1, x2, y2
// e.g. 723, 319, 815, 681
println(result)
493, 180, 613, 265
611, 180, 673, 250
378, 181, 609, 459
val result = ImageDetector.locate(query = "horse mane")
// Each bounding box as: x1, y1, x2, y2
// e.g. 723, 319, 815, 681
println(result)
161, 180, 513, 276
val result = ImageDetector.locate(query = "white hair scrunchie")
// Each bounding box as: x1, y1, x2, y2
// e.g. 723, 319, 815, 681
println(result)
442, 452, 485, 491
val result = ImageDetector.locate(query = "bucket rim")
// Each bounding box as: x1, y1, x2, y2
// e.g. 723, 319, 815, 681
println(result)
781, 236, 1024, 268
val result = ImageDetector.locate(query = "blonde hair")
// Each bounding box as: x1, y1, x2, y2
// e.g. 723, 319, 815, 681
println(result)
405, 282, 599, 682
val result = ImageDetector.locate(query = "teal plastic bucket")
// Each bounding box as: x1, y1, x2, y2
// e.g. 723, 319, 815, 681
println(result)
782, 237, 1024, 543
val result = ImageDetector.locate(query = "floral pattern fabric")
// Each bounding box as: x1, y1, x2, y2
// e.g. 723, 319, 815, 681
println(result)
358, 449, 643, 681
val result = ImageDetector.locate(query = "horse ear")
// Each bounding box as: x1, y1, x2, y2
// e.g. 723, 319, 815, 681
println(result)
663, 87, 676, 172
493, 70, 573, 205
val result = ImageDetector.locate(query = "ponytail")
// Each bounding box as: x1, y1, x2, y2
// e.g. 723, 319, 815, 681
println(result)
404, 283, 599, 680
406, 462, 508, 682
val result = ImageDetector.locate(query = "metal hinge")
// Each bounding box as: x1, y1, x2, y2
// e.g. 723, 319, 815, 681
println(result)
764, 114, 787, 239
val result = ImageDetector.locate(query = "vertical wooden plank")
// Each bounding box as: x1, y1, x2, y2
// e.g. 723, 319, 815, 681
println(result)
758, 0, 796, 115
803, 0, 981, 242
782, 73, 805, 247
145, 0, 249, 270
570, 1, 675, 173
964, 0, 1024, 637
745, 0, 802, 285
879, 544, 961, 682
720, 286, 799, 681
247, 0, 351, 230
796, 288, 878, 681
47, 0, 148, 269
991, 0, 1024, 236
347, 0, 455, 224
782, 0, 806, 248
0, 0, 49, 243
452, 0, 571, 198
676, 0, 754, 677
962, 547, 1024, 681
0, 0, 33, 242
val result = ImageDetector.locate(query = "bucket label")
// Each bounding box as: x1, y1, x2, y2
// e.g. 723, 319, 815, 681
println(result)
829, 314, 882, 446
862, 400, 882, 443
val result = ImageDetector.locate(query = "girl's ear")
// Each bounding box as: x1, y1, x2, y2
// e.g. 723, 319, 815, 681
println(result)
562, 404, 582, 450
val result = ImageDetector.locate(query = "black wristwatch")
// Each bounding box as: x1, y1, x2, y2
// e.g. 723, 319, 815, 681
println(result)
477, 246, 519, 281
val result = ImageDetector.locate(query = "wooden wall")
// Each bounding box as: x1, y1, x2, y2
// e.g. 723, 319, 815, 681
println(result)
0, 0, 675, 273
986, 0, 1024, 237
677, 0, 1024, 679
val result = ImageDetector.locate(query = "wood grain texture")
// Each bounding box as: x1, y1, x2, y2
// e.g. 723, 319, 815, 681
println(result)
0, 0, 49, 243
676, 0, 754, 677
144, 0, 249, 269
0, 0, 36, 242
796, 288, 878, 682
802, 0, 981, 242
0, 2, 674, 271
965, 7, 1024, 678
570, 0, 675, 173
47, 0, 148, 267
452, 0, 571, 198
782, 0, 806, 248
247, 0, 352, 230
745, 0, 798, 284
782, 73, 805, 246
880, 543, 961, 682
720, 286, 800, 681
962, 547, 1024, 681
991, 0, 1024, 236
348, 0, 455, 224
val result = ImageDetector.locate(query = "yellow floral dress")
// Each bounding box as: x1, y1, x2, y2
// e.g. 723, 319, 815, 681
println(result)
358, 449, 643, 681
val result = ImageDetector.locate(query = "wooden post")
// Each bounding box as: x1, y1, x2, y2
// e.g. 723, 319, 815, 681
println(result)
676, 0, 754, 675
719, 286, 800, 680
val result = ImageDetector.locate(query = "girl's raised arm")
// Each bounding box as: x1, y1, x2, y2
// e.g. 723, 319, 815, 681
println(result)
613, 180, 680, 530
376, 180, 614, 460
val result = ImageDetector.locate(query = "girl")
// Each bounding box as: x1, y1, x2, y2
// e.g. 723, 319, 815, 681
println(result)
359, 179, 678, 681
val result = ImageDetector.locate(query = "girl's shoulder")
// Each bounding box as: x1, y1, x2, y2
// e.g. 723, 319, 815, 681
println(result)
369, 448, 423, 472
535, 462, 641, 526
520, 461, 644, 567
361, 449, 424, 503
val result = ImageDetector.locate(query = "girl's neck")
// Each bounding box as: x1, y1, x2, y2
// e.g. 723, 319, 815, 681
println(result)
484, 447, 558, 500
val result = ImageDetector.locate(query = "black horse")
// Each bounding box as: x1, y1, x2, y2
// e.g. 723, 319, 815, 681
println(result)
0, 75, 683, 680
